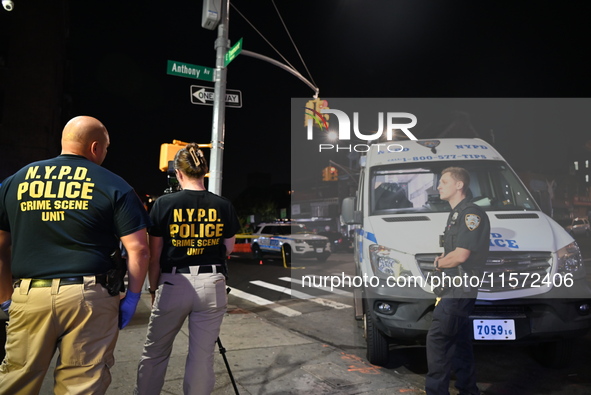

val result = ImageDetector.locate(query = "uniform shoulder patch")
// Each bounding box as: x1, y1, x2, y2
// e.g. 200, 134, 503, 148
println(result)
465, 214, 481, 231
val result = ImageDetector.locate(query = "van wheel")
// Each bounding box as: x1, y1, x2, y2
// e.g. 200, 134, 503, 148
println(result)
281, 244, 292, 267
252, 244, 263, 261
364, 300, 389, 366
533, 339, 573, 368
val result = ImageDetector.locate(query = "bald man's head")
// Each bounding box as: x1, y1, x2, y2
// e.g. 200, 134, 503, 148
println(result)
61, 116, 110, 165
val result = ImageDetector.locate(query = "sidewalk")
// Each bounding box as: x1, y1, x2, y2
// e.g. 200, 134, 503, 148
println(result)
40, 293, 424, 394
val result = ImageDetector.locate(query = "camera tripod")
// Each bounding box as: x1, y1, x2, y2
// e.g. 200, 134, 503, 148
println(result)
218, 285, 239, 394
216, 336, 239, 394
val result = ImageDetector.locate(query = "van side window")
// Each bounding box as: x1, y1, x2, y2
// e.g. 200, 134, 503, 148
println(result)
358, 171, 365, 212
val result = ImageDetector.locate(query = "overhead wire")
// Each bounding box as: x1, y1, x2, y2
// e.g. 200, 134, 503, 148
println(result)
271, 0, 318, 89
230, 2, 319, 92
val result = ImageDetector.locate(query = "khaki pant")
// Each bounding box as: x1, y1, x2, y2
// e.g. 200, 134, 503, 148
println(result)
0, 276, 119, 395
135, 270, 227, 395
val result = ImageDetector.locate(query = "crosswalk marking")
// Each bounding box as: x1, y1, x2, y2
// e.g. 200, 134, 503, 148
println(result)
228, 288, 301, 317
228, 276, 355, 317
250, 280, 351, 310
250, 280, 312, 299
278, 276, 354, 297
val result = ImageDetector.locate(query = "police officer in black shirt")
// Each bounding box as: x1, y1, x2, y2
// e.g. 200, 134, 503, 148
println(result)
425, 167, 490, 395
135, 143, 240, 395
0, 116, 150, 394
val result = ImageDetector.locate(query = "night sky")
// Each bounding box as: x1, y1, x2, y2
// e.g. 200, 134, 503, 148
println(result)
61, 1, 591, 199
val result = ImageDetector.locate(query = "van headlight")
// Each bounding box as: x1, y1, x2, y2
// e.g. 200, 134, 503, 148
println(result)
557, 242, 585, 277
369, 244, 412, 278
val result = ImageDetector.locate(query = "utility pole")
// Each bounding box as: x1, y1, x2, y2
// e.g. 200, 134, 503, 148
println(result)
209, 0, 230, 195
203, 0, 318, 195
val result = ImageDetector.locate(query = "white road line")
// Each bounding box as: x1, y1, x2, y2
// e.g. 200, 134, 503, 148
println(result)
250, 280, 351, 310
279, 276, 354, 297
228, 288, 301, 317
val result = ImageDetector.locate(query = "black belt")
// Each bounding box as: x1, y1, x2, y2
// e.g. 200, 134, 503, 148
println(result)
14, 274, 107, 288
161, 265, 221, 274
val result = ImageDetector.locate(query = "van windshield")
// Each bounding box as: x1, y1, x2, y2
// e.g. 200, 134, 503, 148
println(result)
370, 160, 539, 215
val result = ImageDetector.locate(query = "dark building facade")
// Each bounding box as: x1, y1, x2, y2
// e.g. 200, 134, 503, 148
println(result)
0, 0, 69, 181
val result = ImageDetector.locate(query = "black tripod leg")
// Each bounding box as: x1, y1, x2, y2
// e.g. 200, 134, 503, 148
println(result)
217, 337, 240, 395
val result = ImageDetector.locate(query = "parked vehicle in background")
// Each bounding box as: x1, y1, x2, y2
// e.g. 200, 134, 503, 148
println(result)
565, 217, 591, 237
251, 222, 331, 266
318, 230, 354, 253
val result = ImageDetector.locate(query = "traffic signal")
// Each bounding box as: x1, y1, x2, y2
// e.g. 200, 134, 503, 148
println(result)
322, 166, 338, 181
159, 140, 212, 172
329, 166, 338, 181
305, 98, 330, 129
159, 141, 187, 172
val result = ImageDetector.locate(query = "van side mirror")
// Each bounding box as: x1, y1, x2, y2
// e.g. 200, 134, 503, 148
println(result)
342, 197, 362, 224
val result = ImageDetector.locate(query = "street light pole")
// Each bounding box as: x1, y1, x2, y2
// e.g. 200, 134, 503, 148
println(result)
241, 50, 319, 98
209, 0, 230, 195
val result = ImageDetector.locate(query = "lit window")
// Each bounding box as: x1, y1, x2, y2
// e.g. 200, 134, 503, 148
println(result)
574, 161, 579, 171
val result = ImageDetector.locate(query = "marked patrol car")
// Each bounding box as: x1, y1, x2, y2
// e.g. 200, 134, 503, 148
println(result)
251, 222, 331, 265
342, 138, 591, 368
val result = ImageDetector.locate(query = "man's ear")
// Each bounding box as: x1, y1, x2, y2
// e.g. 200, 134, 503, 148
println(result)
89, 141, 99, 157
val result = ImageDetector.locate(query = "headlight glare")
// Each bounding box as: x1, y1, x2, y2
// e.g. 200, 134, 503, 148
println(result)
557, 242, 584, 276
369, 244, 403, 277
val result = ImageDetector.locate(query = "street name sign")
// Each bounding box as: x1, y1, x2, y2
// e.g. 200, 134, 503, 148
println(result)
190, 85, 242, 108
167, 60, 214, 82
224, 38, 243, 67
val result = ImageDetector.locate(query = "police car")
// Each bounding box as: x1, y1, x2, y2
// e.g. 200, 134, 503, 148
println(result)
565, 217, 590, 237
251, 222, 331, 264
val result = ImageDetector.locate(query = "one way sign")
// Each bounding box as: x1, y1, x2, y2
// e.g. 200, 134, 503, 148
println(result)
190, 85, 242, 108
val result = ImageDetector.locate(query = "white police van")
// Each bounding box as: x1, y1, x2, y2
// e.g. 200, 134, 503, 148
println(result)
251, 222, 331, 266
342, 138, 591, 367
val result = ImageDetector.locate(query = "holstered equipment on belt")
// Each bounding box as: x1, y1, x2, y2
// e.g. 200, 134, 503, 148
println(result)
220, 244, 229, 280
429, 270, 449, 297
105, 247, 127, 296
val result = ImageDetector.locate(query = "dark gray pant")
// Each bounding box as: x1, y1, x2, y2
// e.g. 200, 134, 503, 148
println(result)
425, 296, 479, 395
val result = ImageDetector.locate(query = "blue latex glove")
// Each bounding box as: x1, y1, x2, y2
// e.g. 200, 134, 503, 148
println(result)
119, 291, 141, 329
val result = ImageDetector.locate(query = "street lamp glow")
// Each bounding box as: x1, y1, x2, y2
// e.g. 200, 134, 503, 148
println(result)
2, 0, 14, 11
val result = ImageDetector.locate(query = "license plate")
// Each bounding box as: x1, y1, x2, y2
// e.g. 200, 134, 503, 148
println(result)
473, 319, 516, 340
316, 248, 323, 253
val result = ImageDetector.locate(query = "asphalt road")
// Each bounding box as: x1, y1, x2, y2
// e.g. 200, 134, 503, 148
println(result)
226, 236, 591, 395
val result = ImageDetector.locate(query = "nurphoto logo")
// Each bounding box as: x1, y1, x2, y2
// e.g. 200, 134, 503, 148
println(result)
304, 99, 418, 153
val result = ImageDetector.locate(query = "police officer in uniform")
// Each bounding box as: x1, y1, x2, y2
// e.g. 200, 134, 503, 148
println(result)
425, 167, 490, 395
0, 116, 151, 394
135, 143, 240, 395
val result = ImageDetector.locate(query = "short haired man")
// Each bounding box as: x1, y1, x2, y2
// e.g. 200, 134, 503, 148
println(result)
0, 116, 151, 394
425, 166, 490, 395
